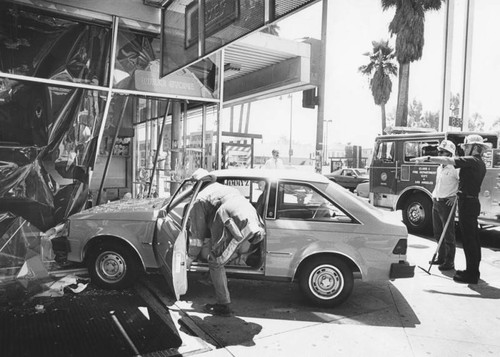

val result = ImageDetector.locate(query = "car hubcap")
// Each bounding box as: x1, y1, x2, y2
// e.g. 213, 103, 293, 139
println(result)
96, 251, 126, 282
309, 264, 343, 299
408, 203, 424, 225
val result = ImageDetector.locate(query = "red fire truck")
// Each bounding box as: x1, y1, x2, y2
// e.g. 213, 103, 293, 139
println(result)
369, 129, 500, 233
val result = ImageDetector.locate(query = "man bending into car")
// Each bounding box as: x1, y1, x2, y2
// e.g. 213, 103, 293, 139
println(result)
187, 169, 265, 316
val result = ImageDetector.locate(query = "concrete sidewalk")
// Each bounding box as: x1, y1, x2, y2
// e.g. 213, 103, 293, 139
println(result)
171, 233, 500, 357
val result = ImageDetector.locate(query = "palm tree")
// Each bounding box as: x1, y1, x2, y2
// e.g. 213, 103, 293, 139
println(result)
381, 0, 444, 127
261, 23, 280, 36
359, 40, 398, 133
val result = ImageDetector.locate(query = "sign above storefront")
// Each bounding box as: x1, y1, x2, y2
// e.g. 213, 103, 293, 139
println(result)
135, 62, 212, 98
185, 0, 239, 49
161, 0, 320, 77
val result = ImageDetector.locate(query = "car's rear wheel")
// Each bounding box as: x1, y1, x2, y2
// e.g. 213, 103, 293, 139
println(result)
86, 241, 140, 290
402, 193, 432, 234
299, 256, 353, 307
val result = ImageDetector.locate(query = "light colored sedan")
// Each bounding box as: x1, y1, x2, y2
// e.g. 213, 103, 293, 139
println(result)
58, 169, 414, 307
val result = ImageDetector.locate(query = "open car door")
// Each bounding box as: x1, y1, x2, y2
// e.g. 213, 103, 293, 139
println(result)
153, 176, 212, 300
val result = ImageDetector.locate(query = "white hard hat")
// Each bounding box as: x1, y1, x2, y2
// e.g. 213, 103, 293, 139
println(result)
438, 140, 456, 155
463, 134, 489, 148
191, 168, 210, 180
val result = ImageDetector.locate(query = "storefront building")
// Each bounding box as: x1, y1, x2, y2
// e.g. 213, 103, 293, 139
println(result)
0, 0, 320, 278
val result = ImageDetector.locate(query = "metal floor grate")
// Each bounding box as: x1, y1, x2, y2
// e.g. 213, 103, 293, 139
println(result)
0, 285, 182, 357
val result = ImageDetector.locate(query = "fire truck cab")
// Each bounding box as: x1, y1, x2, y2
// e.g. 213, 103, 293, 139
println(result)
369, 129, 500, 233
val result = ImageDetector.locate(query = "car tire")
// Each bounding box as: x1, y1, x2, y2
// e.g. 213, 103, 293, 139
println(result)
402, 193, 432, 234
86, 241, 141, 290
299, 256, 354, 307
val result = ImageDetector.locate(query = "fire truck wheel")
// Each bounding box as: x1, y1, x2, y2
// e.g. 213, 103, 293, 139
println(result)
402, 194, 432, 234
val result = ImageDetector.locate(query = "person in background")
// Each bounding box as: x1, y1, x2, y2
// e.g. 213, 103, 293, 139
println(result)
412, 134, 488, 284
137, 166, 149, 198
264, 149, 284, 169
187, 170, 265, 316
429, 140, 459, 271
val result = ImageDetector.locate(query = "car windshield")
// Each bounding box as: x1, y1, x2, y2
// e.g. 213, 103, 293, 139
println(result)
325, 180, 378, 210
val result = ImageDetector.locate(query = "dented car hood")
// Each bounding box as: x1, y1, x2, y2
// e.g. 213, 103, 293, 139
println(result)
69, 197, 167, 221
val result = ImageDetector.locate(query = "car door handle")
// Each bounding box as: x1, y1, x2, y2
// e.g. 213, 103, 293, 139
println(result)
266, 251, 292, 256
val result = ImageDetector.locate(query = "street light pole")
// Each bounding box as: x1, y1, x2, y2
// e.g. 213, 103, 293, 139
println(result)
289, 94, 293, 164
324, 119, 332, 165
315, 0, 328, 173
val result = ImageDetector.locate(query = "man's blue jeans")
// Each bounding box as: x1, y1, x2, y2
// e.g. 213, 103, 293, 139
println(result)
432, 199, 456, 265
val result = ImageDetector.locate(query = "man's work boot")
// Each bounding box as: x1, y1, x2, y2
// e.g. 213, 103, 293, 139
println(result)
204, 303, 234, 317
438, 262, 455, 271
453, 271, 479, 284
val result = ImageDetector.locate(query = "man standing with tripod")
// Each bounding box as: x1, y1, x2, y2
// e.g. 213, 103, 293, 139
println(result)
429, 140, 459, 271
412, 134, 488, 284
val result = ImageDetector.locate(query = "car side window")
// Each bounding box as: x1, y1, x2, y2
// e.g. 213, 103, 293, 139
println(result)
276, 182, 353, 223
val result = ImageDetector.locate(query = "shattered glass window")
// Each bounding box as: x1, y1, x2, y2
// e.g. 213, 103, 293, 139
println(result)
0, 214, 48, 280
0, 2, 111, 85
0, 82, 107, 276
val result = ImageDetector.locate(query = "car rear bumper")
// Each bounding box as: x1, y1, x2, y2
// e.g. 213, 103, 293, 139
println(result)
390, 261, 415, 279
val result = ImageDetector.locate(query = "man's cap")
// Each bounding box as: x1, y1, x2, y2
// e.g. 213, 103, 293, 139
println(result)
438, 140, 456, 155
191, 168, 210, 180
463, 134, 490, 148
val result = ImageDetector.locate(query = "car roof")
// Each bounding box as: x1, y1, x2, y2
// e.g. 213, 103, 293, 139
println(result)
211, 168, 331, 184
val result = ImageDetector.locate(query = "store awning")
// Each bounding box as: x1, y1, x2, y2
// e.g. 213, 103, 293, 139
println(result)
223, 33, 321, 106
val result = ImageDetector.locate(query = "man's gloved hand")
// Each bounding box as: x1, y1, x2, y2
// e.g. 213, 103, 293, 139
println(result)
446, 197, 457, 207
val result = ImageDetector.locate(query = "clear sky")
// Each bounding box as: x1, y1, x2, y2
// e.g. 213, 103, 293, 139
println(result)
248, 1, 396, 156
243, 0, 500, 158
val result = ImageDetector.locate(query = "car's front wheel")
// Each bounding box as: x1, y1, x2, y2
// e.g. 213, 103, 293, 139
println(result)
299, 256, 353, 307
86, 241, 141, 290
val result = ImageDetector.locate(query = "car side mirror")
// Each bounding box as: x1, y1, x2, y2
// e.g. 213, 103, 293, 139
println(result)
158, 209, 167, 219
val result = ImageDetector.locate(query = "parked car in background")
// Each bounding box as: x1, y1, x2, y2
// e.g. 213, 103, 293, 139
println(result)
354, 181, 370, 198
56, 169, 414, 307
325, 168, 369, 191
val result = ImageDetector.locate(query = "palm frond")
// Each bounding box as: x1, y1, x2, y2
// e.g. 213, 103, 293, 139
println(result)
381, 0, 400, 11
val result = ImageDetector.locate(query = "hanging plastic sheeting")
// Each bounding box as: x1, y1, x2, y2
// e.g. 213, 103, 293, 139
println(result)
0, 88, 93, 231
0, 85, 106, 277
0, 4, 111, 277
0, 2, 110, 85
